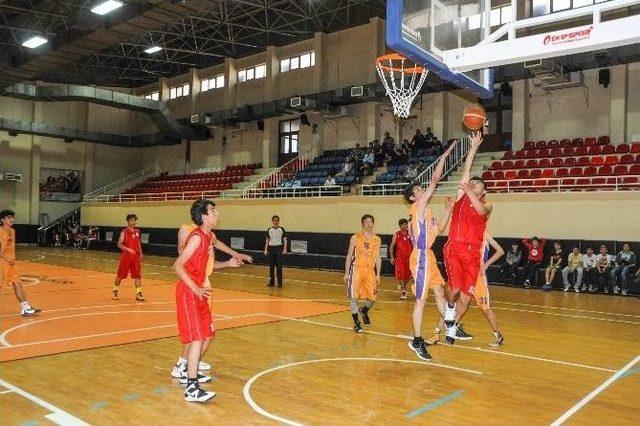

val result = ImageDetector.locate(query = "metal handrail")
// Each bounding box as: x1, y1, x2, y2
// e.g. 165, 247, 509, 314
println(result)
84, 165, 157, 199
242, 153, 310, 197
37, 207, 81, 245
485, 175, 640, 193
87, 189, 244, 203
244, 185, 343, 198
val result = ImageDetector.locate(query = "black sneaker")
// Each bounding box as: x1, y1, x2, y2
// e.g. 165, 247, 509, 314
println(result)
112, 288, 119, 300
267, 282, 275, 287
184, 382, 216, 402
408, 339, 432, 361
445, 336, 455, 345
455, 324, 474, 340
353, 320, 364, 333
360, 308, 370, 326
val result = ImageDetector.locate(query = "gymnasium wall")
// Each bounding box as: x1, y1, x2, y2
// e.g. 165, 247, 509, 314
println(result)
81, 191, 640, 242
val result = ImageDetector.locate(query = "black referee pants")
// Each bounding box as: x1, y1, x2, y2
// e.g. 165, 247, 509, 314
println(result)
268, 245, 283, 286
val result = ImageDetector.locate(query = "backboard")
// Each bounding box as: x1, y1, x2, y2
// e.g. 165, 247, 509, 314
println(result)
386, 0, 495, 99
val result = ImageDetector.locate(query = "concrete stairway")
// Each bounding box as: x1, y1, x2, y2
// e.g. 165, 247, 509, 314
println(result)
220, 167, 279, 197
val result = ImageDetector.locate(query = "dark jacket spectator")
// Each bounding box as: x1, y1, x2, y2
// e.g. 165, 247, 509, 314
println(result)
501, 244, 522, 285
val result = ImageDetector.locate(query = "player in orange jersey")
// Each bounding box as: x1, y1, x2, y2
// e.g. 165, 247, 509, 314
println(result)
403, 141, 457, 360
170, 222, 252, 383
112, 214, 145, 301
0, 210, 41, 317
344, 214, 382, 333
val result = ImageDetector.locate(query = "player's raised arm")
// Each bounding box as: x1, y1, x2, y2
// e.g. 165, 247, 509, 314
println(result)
457, 131, 483, 201
422, 140, 458, 201
343, 235, 356, 283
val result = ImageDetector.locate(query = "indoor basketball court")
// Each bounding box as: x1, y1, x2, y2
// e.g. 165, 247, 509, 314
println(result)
1, 0, 639, 425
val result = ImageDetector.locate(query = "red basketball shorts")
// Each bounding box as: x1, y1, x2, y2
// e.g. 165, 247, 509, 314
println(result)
176, 281, 214, 344
117, 255, 141, 279
395, 256, 412, 280
444, 241, 482, 296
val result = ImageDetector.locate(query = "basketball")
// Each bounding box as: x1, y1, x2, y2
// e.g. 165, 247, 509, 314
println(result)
463, 105, 487, 131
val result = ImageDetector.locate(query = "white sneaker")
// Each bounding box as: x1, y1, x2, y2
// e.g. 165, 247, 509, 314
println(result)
621, 289, 628, 296
574, 286, 580, 293
171, 363, 186, 378
563, 284, 570, 292
613, 286, 620, 294
445, 322, 458, 340
184, 383, 216, 402
198, 360, 212, 371
21, 307, 41, 317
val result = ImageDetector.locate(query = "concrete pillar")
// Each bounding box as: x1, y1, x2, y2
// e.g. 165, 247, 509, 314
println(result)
366, 102, 381, 142
369, 17, 385, 84
189, 68, 199, 115
313, 32, 326, 93
29, 101, 41, 225
224, 58, 237, 109
265, 46, 278, 102
262, 118, 278, 168
511, 79, 529, 150
609, 64, 628, 144
433, 92, 447, 141
159, 77, 170, 103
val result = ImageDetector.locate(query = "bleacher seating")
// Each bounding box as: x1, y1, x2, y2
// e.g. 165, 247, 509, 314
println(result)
124, 163, 261, 197
292, 149, 356, 187
483, 137, 640, 192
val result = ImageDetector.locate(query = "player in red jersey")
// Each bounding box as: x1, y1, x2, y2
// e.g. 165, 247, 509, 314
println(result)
389, 218, 412, 299
443, 131, 492, 344
174, 199, 246, 402
112, 214, 145, 301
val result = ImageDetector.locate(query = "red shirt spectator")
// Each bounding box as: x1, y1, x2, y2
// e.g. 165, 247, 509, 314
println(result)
523, 237, 546, 262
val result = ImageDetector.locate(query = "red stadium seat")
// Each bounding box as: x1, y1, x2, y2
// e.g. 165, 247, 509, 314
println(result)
514, 159, 526, 169
530, 169, 542, 179
535, 141, 546, 149
524, 142, 535, 149
563, 157, 577, 167
517, 169, 530, 179
542, 169, 555, 178
503, 150, 515, 160
551, 158, 564, 167
556, 168, 568, 177
575, 146, 587, 156
525, 159, 538, 168
547, 139, 559, 148
583, 166, 597, 176
493, 170, 505, 180
597, 136, 610, 145
591, 156, 604, 166
505, 170, 517, 180
571, 138, 584, 147
491, 161, 502, 170
525, 150, 538, 159
502, 160, 514, 169
514, 150, 527, 159
598, 165, 613, 176
616, 143, 630, 154
584, 137, 596, 146
562, 147, 575, 156
559, 139, 571, 148
620, 154, 634, 164
630, 164, 640, 174
576, 156, 590, 166
538, 158, 551, 168
591, 177, 606, 187
569, 167, 583, 177
562, 178, 576, 186
636, 154, 640, 164
604, 155, 619, 165
587, 145, 601, 155
534, 179, 547, 188
601, 145, 615, 155
482, 171, 493, 180
630, 143, 640, 153
538, 148, 549, 157
550, 147, 562, 157
613, 165, 628, 175
622, 176, 639, 184
576, 177, 591, 186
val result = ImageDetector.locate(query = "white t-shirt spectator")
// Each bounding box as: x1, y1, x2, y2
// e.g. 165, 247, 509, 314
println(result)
324, 177, 336, 186
583, 253, 597, 268
595, 253, 613, 268
363, 152, 374, 164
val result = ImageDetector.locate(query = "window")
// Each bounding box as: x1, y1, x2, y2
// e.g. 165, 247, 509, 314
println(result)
467, 5, 513, 30
237, 63, 267, 82
280, 51, 316, 73
201, 74, 225, 92
279, 119, 300, 154
169, 83, 190, 99
143, 91, 159, 101
531, 0, 611, 17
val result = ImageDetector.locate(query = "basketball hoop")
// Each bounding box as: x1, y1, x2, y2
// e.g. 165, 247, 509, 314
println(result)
375, 53, 428, 119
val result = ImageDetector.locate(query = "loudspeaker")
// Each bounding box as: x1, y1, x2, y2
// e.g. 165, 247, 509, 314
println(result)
257, 120, 265, 131
300, 113, 310, 125
599, 69, 610, 88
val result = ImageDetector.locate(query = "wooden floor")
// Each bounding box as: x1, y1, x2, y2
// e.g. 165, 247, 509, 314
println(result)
1, 247, 639, 425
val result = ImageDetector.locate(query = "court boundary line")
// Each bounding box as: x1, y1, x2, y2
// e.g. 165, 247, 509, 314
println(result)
0, 378, 89, 426
243, 357, 481, 426
550, 353, 640, 425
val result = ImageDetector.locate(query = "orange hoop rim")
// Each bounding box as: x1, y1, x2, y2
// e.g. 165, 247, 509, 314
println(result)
375, 53, 426, 74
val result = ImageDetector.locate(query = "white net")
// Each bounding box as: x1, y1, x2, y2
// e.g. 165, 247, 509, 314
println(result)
375, 55, 428, 119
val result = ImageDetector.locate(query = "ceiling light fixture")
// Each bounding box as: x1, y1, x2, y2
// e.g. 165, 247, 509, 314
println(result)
22, 35, 48, 49
144, 46, 163, 54
91, 0, 124, 16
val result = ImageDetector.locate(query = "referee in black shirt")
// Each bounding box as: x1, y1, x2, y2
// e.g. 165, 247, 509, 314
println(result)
264, 215, 287, 287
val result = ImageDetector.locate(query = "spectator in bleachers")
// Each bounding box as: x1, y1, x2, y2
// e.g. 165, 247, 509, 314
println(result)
611, 243, 636, 296
542, 242, 564, 291
583, 247, 598, 292
352, 143, 365, 161
424, 127, 434, 140
501, 243, 522, 285
403, 161, 421, 181
337, 156, 354, 177
410, 129, 425, 152
428, 138, 444, 155
324, 175, 336, 186
562, 247, 583, 292
596, 245, 614, 293
360, 149, 375, 176
382, 132, 395, 156
292, 178, 302, 188
87, 226, 98, 249
370, 140, 385, 166
521, 237, 546, 288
